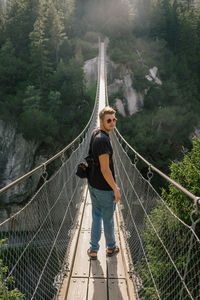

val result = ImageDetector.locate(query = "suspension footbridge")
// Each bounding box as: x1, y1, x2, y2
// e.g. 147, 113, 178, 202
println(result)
0, 41, 200, 300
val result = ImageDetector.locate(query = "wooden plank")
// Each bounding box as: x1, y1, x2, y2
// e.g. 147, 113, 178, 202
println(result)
88, 278, 107, 300
57, 186, 88, 300
90, 234, 106, 278
81, 203, 92, 230
72, 230, 90, 277
86, 192, 92, 204
115, 205, 138, 300
108, 279, 129, 300
66, 278, 88, 300
114, 211, 118, 232
107, 233, 126, 279
107, 254, 125, 279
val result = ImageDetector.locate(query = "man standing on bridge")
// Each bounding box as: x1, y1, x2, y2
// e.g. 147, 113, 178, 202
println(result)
87, 106, 120, 260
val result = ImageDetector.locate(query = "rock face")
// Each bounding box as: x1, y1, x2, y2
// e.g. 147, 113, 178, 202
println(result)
191, 126, 200, 140
108, 65, 144, 116
0, 120, 44, 205
146, 66, 162, 85
83, 57, 98, 87
84, 54, 144, 116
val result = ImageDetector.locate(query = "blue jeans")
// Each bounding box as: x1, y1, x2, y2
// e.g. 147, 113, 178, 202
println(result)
88, 184, 116, 252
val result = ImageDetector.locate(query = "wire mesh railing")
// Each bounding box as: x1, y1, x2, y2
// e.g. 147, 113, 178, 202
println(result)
0, 40, 103, 299
111, 129, 200, 300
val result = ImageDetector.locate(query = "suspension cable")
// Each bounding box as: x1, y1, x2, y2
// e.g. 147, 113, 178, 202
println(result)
114, 128, 200, 207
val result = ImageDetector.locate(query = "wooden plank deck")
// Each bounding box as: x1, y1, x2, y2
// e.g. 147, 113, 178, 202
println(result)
58, 187, 137, 300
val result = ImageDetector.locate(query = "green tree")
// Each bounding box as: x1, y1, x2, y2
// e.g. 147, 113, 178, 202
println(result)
22, 85, 41, 111
5, 0, 39, 59
29, 0, 67, 87
47, 90, 61, 116
49, 7, 66, 64
162, 137, 200, 225
29, 1, 53, 88
0, 0, 92, 149
0, 2, 7, 45
136, 138, 200, 299
0, 39, 26, 95
18, 109, 58, 144
0, 239, 24, 299
177, 7, 200, 75
138, 200, 200, 299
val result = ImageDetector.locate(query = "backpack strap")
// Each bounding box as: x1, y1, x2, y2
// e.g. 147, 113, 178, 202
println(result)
86, 129, 101, 166
88, 129, 101, 156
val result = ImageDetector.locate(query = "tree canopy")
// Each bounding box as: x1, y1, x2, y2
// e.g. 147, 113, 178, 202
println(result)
0, 0, 96, 153
108, 0, 200, 178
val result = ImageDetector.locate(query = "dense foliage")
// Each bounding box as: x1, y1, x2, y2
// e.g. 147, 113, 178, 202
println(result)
107, 0, 200, 176
1, 0, 199, 170
0, 239, 24, 299
137, 137, 200, 299
162, 137, 200, 225
0, 0, 98, 152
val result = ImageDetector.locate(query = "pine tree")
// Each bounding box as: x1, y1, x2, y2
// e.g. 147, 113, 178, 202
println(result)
30, 0, 67, 87
49, 5, 66, 65
5, 0, 39, 59
29, 0, 54, 88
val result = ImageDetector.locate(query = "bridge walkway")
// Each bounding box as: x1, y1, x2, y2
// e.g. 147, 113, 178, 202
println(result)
58, 187, 136, 300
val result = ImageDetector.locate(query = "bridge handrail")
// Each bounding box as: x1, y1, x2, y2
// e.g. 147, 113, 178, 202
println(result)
114, 127, 200, 207
0, 116, 92, 197
0, 39, 102, 197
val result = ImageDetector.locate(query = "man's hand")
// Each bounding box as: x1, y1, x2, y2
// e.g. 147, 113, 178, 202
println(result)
99, 154, 121, 203
113, 187, 120, 203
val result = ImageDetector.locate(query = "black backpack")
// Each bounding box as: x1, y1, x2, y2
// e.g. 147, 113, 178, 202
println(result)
75, 130, 100, 179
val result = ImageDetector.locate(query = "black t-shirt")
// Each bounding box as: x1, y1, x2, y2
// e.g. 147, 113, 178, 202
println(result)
88, 129, 115, 191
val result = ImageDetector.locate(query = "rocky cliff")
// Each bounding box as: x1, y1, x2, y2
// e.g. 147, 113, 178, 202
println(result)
107, 59, 144, 116
84, 54, 144, 116
0, 120, 45, 205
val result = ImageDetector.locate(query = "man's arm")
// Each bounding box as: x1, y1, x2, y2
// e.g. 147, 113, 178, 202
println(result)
99, 153, 120, 203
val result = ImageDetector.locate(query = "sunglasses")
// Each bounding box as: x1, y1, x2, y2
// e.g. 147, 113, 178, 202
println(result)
106, 117, 117, 124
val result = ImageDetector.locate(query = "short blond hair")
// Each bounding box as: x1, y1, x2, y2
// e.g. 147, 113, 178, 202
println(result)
99, 106, 116, 120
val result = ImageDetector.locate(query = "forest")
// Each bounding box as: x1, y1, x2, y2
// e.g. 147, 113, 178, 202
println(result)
107, 0, 200, 174
1, 0, 199, 175
0, 0, 98, 153
0, 0, 200, 168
